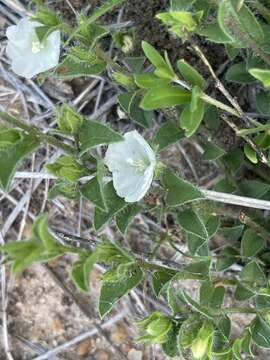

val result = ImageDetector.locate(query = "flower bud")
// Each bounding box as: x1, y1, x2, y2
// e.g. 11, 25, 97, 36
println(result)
57, 104, 84, 135
191, 321, 214, 359
46, 156, 86, 182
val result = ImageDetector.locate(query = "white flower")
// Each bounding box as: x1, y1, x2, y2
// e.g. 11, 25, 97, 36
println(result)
6, 18, 61, 79
105, 130, 156, 203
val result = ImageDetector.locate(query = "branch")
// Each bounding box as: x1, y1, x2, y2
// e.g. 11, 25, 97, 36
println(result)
202, 189, 270, 211
0, 112, 77, 155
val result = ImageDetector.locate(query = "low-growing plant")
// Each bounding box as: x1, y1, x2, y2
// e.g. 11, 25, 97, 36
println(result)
2, 0, 270, 358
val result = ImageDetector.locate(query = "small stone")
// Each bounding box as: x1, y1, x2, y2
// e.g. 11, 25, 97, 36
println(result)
77, 339, 92, 356
95, 350, 110, 360
52, 318, 64, 333
128, 349, 143, 360
111, 324, 128, 344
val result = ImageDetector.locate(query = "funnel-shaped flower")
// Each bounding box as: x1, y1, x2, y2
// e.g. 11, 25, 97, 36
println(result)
105, 130, 156, 203
6, 18, 60, 79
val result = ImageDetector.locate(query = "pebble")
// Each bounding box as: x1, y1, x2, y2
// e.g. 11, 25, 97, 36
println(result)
77, 338, 92, 356
128, 349, 143, 360
95, 350, 110, 360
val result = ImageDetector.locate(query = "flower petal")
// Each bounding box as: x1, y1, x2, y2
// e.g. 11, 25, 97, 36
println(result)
104, 130, 156, 202
6, 17, 61, 79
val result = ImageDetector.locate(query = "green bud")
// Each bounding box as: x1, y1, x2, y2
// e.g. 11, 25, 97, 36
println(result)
113, 30, 134, 54
32, 8, 62, 27
48, 180, 79, 200
137, 312, 172, 345
69, 47, 101, 65
0, 126, 22, 148
46, 156, 86, 182
154, 161, 166, 180
57, 104, 84, 135
191, 321, 214, 359
112, 72, 135, 87
122, 35, 134, 53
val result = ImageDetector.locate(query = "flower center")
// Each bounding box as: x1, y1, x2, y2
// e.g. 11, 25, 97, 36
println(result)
126, 158, 149, 174
31, 40, 44, 54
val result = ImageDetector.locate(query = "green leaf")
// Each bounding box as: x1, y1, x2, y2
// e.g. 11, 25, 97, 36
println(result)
249, 68, 270, 87
202, 142, 226, 160
170, 0, 196, 11
129, 92, 153, 128
179, 314, 202, 349
184, 260, 211, 277
78, 120, 123, 154
141, 41, 176, 80
180, 290, 213, 318
216, 247, 239, 271
241, 229, 265, 257
161, 168, 205, 207
241, 260, 266, 285
134, 73, 170, 88
244, 144, 258, 164
55, 54, 106, 78
177, 209, 208, 240
0, 134, 40, 191
94, 182, 127, 230
225, 62, 255, 84
125, 56, 146, 73
162, 323, 180, 357
46, 155, 86, 182
12, 247, 44, 273
198, 22, 233, 44
156, 11, 200, 37
0, 126, 22, 148
167, 285, 185, 315
140, 85, 191, 110
71, 253, 97, 293
219, 225, 244, 242
99, 267, 143, 317
218, 0, 264, 48
251, 316, 270, 348
32, 214, 58, 251
223, 148, 244, 173
153, 121, 184, 150
0, 241, 37, 258
177, 59, 206, 88
57, 104, 84, 135
84, 0, 126, 25
235, 284, 255, 301
116, 204, 142, 234
31, 8, 62, 27
239, 180, 270, 199
80, 176, 107, 211
180, 94, 205, 137
152, 269, 177, 297
203, 106, 220, 131
256, 91, 270, 116
48, 180, 79, 200
118, 91, 153, 128
76, 19, 108, 47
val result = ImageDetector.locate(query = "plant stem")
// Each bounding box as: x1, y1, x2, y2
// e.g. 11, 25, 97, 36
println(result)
95, 45, 124, 72
0, 112, 77, 155
202, 189, 270, 211
217, 306, 266, 314
238, 123, 270, 136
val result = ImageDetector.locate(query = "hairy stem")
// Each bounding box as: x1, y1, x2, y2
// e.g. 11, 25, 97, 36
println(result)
0, 112, 77, 155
